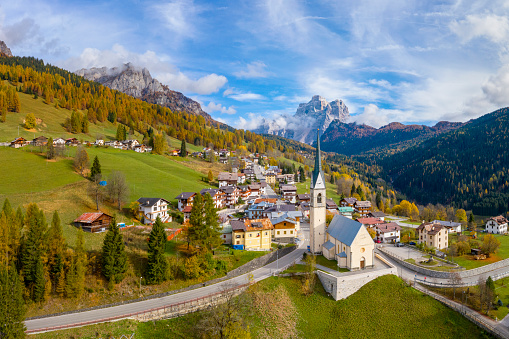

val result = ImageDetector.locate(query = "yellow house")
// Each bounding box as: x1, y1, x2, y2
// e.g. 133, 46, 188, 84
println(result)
265, 172, 276, 185
231, 218, 273, 250
416, 222, 448, 250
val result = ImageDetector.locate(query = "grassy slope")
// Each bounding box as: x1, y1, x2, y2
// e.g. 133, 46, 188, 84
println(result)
33, 275, 488, 339
296, 180, 342, 203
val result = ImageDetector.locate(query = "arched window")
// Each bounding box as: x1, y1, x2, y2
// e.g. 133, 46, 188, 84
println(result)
317, 193, 322, 204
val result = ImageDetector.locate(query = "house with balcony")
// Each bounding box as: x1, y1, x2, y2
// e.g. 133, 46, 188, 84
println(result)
137, 198, 172, 224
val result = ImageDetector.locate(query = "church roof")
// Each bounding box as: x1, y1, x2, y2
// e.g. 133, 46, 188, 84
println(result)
323, 240, 334, 251
311, 130, 325, 189
327, 215, 364, 247
337, 251, 347, 258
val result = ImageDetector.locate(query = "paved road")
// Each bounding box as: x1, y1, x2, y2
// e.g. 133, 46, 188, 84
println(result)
25, 239, 307, 332
385, 215, 422, 229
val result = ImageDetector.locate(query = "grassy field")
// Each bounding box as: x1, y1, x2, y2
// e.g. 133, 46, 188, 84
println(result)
33, 275, 490, 339
296, 180, 342, 203
315, 255, 349, 272
449, 233, 509, 269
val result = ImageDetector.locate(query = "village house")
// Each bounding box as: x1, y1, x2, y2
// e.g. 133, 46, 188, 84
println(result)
241, 168, 256, 181
73, 212, 113, 233
183, 205, 192, 223
94, 139, 104, 146
10, 137, 27, 148
280, 184, 297, 204
263, 204, 297, 219
219, 222, 232, 244
433, 220, 462, 233
265, 172, 276, 185
268, 210, 302, 231
322, 215, 375, 270
200, 188, 225, 209
354, 200, 372, 217
300, 202, 310, 218
368, 211, 386, 221
218, 172, 238, 188
356, 217, 385, 229
486, 216, 508, 234
375, 222, 401, 243
231, 218, 273, 250
271, 214, 298, 243
246, 201, 275, 219
297, 194, 310, 204
221, 186, 241, 208
175, 192, 196, 212
247, 184, 261, 199
32, 136, 48, 146
237, 173, 246, 184
53, 137, 66, 146
326, 199, 339, 213
238, 185, 252, 203
137, 198, 172, 224
340, 197, 357, 207
65, 138, 79, 146
337, 206, 355, 219
122, 139, 139, 149
417, 222, 448, 250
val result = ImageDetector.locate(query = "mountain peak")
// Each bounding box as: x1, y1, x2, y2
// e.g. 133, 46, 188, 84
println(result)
0, 40, 13, 57
75, 63, 211, 120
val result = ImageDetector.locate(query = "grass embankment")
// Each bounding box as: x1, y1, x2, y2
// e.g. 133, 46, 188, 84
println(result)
33, 275, 490, 339
315, 255, 349, 272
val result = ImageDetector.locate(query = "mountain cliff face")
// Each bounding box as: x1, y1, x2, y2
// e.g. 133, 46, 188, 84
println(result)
75, 63, 211, 119
254, 95, 349, 144
0, 41, 13, 57
320, 120, 463, 156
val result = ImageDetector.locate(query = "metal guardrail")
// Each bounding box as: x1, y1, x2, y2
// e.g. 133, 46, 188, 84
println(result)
25, 282, 251, 334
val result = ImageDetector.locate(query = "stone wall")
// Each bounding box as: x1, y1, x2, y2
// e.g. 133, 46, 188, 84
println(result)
378, 247, 509, 279
317, 254, 397, 300
226, 246, 296, 278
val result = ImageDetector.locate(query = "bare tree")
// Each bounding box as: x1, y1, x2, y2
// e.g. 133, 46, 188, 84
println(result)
107, 171, 129, 210
449, 272, 462, 300
88, 174, 104, 211
73, 145, 89, 176
196, 283, 250, 339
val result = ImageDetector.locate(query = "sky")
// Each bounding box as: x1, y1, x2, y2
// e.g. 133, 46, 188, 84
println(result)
1, 0, 509, 128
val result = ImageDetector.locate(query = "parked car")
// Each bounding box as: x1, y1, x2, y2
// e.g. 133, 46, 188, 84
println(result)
409, 241, 416, 246
395, 242, 405, 247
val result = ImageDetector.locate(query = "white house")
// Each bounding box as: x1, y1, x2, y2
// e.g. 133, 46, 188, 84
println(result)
486, 216, 508, 234
94, 139, 104, 146
137, 198, 172, 224
175, 192, 196, 212
53, 138, 66, 146
375, 222, 401, 243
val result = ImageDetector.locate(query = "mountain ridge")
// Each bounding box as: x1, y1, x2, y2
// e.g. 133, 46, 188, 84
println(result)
75, 63, 212, 120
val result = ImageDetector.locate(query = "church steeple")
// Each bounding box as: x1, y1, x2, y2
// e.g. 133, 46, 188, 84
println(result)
312, 129, 325, 189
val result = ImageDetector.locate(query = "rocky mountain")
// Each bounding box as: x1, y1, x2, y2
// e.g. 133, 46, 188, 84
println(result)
254, 95, 349, 144
75, 63, 211, 119
320, 120, 464, 156
0, 40, 13, 57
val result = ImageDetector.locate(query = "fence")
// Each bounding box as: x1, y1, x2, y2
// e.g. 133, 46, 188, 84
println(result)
414, 283, 508, 338
25, 282, 251, 334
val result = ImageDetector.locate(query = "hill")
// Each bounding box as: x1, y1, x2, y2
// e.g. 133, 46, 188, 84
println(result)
379, 107, 509, 214
31, 275, 488, 338
321, 120, 463, 156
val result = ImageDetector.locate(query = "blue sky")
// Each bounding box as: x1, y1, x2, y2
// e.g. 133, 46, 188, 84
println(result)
2, 0, 509, 128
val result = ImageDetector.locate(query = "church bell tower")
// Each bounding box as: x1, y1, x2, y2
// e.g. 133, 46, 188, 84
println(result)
310, 130, 326, 254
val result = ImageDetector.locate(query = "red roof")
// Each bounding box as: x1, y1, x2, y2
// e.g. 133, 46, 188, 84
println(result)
183, 205, 193, 213
74, 212, 107, 223
356, 217, 384, 225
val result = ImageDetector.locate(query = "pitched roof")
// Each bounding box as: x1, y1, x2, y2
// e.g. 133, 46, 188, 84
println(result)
487, 216, 509, 225
231, 220, 247, 231
342, 197, 357, 205
377, 222, 402, 233
323, 241, 334, 251
369, 211, 386, 218
137, 197, 169, 207
432, 220, 462, 228
417, 222, 445, 235
280, 185, 297, 191
200, 188, 221, 197
265, 204, 296, 213
356, 217, 384, 225
297, 194, 310, 200
327, 215, 365, 247
338, 207, 355, 213
74, 212, 111, 224
175, 192, 196, 200
355, 201, 372, 208
337, 251, 347, 258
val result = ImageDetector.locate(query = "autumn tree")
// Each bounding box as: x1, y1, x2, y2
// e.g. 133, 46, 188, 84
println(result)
46, 137, 55, 159
456, 209, 467, 223
0, 264, 26, 338
302, 254, 316, 295
481, 234, 500, 257
152, 133, 167, 155
208, 170, 214, 183
24, 113, 36, 129
74, 145, 89, 176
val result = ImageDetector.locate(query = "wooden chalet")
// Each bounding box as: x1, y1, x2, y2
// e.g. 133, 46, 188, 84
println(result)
32, 136, 48, 146
10, 137, 27, 148
73, 212, 113, 233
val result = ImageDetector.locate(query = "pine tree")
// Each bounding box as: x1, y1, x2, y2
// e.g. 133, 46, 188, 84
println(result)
180, 138, 187, 157
145, 216, 168, 284
65, 255, 77, 298
75, 228, 86, 297
82, 114, 89, 133
188, 193, 204, 249
32, 257, 46, 302
351, 183, 356, 197
116, 124, 125, 141
101, 216, 128, 283
203, 193, 221, 251
0, 265, 26, 338
47, 211, 66, 291
47, 137, 55, 159
90, 156, 101, 179
2, 198, 13, 220
70, 110, 81, 133
13, 91, 21, 112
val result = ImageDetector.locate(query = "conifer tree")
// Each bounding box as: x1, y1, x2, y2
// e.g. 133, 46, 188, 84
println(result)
47, 211, 65, 291
0, 265, 26, 338
47, 137, 55, 159
0, 213, 8, 265
90, 155, 101, 179
32, 257, 45, 302
65, 255, 77, 298
82, 114, 89, 133
101, 216, 128, 283
13, 91, 20, 112
2, 198, 13, 218
75, 228, 86, 297
145, 216, 168, 284
350, 183, 356, 197
180, 138, 187, 157
116, 124, 125, 141
203, 193, 221, 251
70, 111, 81, 133
188, 193, 204, 249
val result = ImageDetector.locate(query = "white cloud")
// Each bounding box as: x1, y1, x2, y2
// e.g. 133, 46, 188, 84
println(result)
236, 113, 266, 130
223, 87, 266, 101
205, 101, 237, 115
233, 61, 270, 78
450, 14, 509, 44
61, 44, 227, 95
351, 104, 408, 128
151, 0, 201, 40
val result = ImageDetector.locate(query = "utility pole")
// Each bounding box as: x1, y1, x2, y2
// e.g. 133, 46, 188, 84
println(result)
139, 276, 142, 295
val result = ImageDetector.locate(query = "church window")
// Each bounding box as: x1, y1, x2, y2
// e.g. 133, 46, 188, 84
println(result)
360, 248, 365, 253
317, 193, 322, 203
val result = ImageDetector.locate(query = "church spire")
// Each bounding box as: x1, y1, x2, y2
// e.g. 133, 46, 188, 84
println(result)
312, 129, 325, 189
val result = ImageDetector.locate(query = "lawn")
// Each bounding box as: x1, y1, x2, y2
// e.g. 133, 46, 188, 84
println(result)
282, 263, 307, 273
448, 233, 509, 269
296, 180, 342, 203
33, 275, 489, 338
315, 255, 349, 272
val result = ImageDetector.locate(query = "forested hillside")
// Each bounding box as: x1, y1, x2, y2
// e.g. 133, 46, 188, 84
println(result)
379, 107, 509, 215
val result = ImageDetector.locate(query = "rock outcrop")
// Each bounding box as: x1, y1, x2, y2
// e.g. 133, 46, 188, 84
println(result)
76, 63, 211, 119
0, 41, 13, 57
254, 95, 349, 144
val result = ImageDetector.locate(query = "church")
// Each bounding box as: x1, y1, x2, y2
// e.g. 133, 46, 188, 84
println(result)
309, 131, 375, 270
